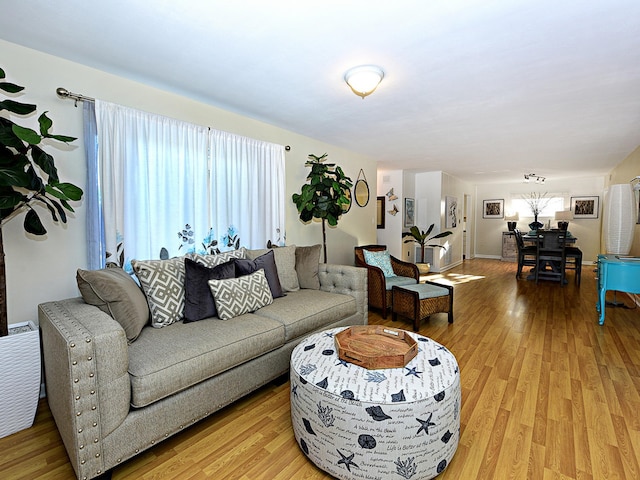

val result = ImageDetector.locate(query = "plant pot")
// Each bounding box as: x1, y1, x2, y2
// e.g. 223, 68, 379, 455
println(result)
0, 321, 41, 438
416, 262, 431, 275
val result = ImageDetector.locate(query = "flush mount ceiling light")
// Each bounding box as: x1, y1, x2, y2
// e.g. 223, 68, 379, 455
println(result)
344, 65, 384, 98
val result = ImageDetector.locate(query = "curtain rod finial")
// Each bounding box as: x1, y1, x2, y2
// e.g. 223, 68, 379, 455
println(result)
56, 87, 70, 98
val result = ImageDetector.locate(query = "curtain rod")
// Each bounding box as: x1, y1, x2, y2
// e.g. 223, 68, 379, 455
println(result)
54, 87, 292, 150
56, 87, 94, 106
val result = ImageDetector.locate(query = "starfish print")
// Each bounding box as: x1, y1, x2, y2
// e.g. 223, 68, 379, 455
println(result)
405, 366, 423, 378
323, 332, 334, 339
416, 412, 436, 435
291, 384, 298, 398
336, 359, 350, 367
336, 450, 359, 472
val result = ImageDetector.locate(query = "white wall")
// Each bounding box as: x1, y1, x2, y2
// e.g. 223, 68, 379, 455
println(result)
376, 169, 404, 258
2, 39, 377, 325
474, 176, 605, 262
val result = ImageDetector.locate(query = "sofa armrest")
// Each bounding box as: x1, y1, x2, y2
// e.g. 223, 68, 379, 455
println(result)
318, 264, 368, 320
39, 298, 131, 480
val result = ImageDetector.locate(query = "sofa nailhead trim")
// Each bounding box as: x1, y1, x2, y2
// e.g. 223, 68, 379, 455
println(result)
79, 444, 84, 449
76, 411, 82, 416
70, 342, 75, 348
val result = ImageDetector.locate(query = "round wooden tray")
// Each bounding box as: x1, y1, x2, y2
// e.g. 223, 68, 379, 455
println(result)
334, 325, 418, 369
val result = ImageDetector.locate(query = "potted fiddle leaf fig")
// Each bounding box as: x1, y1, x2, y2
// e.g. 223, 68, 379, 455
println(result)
402, 224, 452, 274
0, 67, 83, 438
292, 153, 352, 263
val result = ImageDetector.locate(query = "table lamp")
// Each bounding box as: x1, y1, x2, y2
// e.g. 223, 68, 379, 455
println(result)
554, 210, 573, 230
504, 213, 519, 231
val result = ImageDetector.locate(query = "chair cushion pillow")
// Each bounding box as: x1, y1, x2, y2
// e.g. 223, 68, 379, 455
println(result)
363, 249, 397, 277
234, 250, 284, 298
76, 267, 149, 343
295, 244, 321, 290
183, 258, 236, 322
208, 269, 274, 320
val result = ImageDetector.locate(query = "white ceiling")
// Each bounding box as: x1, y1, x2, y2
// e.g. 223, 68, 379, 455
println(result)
2, 0, 640, 184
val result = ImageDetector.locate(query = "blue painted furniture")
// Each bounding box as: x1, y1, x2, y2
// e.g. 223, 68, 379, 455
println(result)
596, 254, 640, 325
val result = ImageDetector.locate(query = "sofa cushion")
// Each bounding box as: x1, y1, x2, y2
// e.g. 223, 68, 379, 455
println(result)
363, 249, 396, 277
183, 258, 236, 322
127, 314, 285, 407
247, 245, 299, 292
253, 289, 357, 342
76, 267, 149, 343
234, 250, 284, 298
209, 269, 274, 320
295, 244, 321, 290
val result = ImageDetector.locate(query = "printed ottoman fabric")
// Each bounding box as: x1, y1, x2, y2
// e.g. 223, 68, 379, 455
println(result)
290, 327, 460, 480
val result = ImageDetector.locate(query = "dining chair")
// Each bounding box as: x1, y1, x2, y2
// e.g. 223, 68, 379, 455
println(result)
514, 229, 537, 279
564, 246, 583, 285
534, 230, 567, 285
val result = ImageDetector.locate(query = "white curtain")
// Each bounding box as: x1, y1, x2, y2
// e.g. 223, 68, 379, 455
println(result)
209, 130, 285, 249
96, 100, 210, 270
93, 100, 285, 271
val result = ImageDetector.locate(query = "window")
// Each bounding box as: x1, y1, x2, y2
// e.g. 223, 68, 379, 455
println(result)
510, 195, 565, 219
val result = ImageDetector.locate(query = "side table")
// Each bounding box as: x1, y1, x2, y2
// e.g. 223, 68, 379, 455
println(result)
290, 327, 460, 480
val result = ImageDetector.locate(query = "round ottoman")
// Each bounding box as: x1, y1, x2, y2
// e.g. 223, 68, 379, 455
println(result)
290, 326, 460, 480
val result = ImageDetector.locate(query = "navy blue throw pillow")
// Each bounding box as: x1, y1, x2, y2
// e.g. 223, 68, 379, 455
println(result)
184, 258, 236, 322
234, 250, 284, 298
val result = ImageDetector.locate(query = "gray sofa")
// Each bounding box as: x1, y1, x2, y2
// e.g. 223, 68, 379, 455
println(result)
38, 248, 367, 480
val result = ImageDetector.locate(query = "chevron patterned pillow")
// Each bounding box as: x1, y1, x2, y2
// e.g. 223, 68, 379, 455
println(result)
132, 256, 188, 328
208, 269, 273, 320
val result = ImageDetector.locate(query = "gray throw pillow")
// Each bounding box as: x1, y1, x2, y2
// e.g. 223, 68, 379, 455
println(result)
76, 267, 149, 343
208, 269, 273, 320
247, 245, 299, 292
131, 256, 187, 328
190, 247, 246, 268
295, 244, 322, 290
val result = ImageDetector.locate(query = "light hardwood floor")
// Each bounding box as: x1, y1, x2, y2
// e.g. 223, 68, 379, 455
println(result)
2, 258, 640, 479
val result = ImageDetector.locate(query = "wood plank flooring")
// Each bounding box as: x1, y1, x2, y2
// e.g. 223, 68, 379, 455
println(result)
2, 258, 640, 479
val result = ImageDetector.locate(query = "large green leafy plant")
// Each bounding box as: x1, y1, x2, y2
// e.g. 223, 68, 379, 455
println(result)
402, 224, 453, 263
292, 153, 352, 262
0, 67, 83, 336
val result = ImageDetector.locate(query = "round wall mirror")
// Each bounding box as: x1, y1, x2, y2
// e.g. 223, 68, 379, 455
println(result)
354, 179, 370, 207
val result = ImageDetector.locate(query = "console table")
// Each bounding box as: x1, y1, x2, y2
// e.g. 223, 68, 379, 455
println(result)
596, 254, 640, 325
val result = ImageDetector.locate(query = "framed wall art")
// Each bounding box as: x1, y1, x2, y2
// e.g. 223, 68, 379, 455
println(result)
446, 196, 458, 228
570, 196, 599, 219
376, 196, 385, 229
483, 199, 504, 219
404, 198, 415, 227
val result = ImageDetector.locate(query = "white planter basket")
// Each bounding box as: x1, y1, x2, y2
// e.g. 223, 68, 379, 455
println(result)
0, 321, 41, 438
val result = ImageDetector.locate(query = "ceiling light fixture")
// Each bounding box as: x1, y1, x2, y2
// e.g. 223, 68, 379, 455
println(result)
524, 173, 545, 184
344, 65, 384, 98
